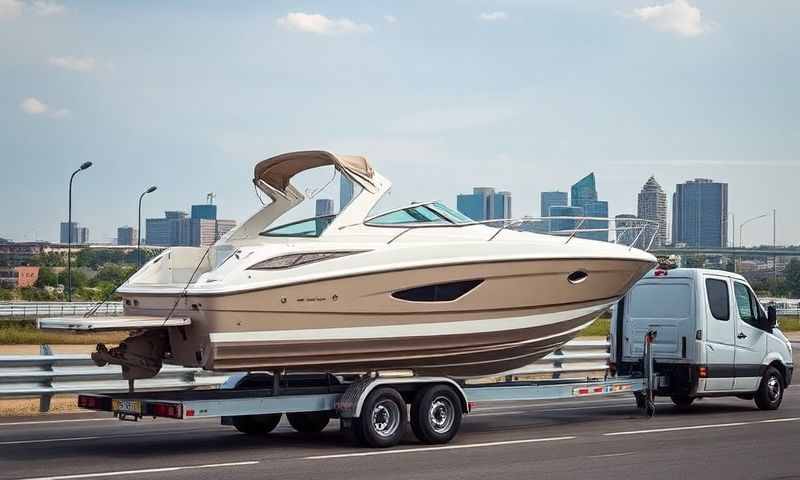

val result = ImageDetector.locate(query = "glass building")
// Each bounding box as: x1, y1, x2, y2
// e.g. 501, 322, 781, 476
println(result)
540, 191, 568, 218
549, 206, 584, 235
672, 178, 728, 247
457, 187, 512, 221
191, 204, 217, 220
570, 173, 608, 242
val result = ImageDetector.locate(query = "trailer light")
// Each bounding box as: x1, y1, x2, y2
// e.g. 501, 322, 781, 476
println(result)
185, 409, 195, 417
654, 270, 668, 277
151, 403, 182, 419
78, 395, 95, 409
698, 367, 708, 378
467, 401, 478, 411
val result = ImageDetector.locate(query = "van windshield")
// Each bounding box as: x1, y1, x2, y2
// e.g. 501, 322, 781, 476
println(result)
629, 283, 691, 318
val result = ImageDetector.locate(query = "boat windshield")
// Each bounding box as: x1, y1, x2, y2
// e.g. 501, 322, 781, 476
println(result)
260, 215, 336, 237
367, 202, 473, 226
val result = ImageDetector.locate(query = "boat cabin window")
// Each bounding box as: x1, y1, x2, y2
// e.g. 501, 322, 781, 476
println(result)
367, 202, 472, 226
260, 215, 336, 237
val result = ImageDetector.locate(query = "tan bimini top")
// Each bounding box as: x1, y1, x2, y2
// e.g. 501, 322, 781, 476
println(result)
253, 150, 376, 193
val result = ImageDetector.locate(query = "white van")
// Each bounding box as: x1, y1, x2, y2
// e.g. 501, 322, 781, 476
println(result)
611, 268, 793, 410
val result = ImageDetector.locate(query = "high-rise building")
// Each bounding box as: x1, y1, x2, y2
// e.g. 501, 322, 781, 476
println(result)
540, 191, 568, 218
637, 176, 668, 247
340, 176, 354, 211
117, 226, 138, 246
549, 206, 584, 235
146, 211, 187, 246
59, 222, 89, 244
570, 173, 608, 242
457, 187, 510, 221
191, 204, 217, 220
672, 178, 728, 248
315, 198, 334, 217
493, 191, 512, 219
146, 208, 236, 247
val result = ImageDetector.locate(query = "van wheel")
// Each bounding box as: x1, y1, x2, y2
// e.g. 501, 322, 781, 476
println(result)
356, 387, 407, 448
232, 413, 282, 434
754, 367, 784, 410
287, 412, 330, 433
670, 395, 695, 409
410, 384, 463, 444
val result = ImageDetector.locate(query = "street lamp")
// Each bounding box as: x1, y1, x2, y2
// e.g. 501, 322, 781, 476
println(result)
739, 214, 768, 248
137, 186, 157, 267
67, 161, 92, 302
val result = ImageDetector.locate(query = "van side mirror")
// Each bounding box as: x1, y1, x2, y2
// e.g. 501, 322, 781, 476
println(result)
767, 306, 777, 330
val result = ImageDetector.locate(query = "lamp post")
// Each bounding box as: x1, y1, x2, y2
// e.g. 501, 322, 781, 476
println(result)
67, 161, 92, 302
137, 186, 157, 267
739, 214, 768, 248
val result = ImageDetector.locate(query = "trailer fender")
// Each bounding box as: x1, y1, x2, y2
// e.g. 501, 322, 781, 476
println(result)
336, 376, 469, 419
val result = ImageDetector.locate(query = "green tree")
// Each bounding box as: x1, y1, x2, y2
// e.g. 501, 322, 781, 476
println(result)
684, 255, 706, 268
35, 267, 59, 288
29, 252, 66, 267
785, 259, 800, 296
0, 288, 13, 301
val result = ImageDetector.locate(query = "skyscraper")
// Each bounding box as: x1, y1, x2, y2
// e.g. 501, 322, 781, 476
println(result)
315, 198, 334, 217
672, 178, 728, 248
614, 214, 639, 247
146, 207, 237, 247
455, 187, 512, 221
549, 206, 584, 235
540, 191, 568, 218
570, 173, 608, 242
117, 226, 138, 246
60, 222, 89, 244
340, 176, 354, 211
637, 176, 668, 247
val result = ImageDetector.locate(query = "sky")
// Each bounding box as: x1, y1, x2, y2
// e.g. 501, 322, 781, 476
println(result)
1, 0, 798, 246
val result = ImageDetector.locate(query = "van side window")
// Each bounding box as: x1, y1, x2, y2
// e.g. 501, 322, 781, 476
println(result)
733, 282, 757, 326
705, 278, 729, 321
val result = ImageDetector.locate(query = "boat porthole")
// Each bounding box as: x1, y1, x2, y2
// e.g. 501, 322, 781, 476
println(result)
567, 271, 589, 285
280, 297, 287, 304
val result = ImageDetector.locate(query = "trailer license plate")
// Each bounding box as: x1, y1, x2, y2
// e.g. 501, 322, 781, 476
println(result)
112, 399, 141, 416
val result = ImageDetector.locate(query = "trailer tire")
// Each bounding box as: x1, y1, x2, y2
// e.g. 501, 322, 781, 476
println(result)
287, 412, 330, 433
356, 387, 406, 448
754, 367, 784, 411
670, 395, 695, 409
410, 384, 462, 444
232, 413, 282, 435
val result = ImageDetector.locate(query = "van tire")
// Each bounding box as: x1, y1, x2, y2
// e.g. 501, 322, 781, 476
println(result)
754, 367, 784, 411
670, 395, 695, 409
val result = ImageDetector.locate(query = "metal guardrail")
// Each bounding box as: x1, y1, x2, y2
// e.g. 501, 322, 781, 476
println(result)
0, 341, 610, 412
0, 301, 124, 319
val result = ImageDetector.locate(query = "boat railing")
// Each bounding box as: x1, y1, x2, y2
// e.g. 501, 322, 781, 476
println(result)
385, 216, 661, 251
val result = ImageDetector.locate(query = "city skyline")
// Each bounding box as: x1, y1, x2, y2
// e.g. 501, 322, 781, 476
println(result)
1, 2, 797, 246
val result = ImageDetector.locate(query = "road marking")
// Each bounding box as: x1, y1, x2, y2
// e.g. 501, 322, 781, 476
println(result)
604, 417, 800, 436
0, 436, 100, 445
470, 410, 526, 417
14, 461, 259, 480
588, 452, 635, 459
305, 436, 576, 460
0, 418, 115, 427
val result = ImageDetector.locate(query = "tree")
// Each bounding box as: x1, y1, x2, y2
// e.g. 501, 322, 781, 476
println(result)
0, 288, 13, 301
684, 255, 706, 268
785, 259, 800, 296
29, 252, 66, 267
35, 267, 59, 288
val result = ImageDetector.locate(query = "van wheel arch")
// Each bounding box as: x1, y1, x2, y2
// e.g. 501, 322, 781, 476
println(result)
767, 361, 788, 388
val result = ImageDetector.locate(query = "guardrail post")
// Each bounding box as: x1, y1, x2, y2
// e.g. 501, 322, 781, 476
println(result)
39, 344, 54, 413
551, 348, 563, 379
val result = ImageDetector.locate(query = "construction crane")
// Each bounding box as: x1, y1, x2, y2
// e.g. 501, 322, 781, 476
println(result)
206, 192, 216, 204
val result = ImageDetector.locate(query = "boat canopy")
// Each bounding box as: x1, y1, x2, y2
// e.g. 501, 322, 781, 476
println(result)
253, 150, 376, 194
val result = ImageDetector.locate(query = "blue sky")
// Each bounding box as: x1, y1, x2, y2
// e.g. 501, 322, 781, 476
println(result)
1, 0, 798, 246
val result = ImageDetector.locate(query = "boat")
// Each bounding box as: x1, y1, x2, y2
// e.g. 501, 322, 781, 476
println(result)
41, 151, 658, 380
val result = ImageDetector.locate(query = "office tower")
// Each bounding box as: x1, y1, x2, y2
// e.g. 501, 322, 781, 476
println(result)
614, 214, 639, 247
570, 173, 609, 242
637, 176, 668, 247
117, 226, 138, 246
672, 178, 728, 247
541, 191, 568, 218
549, 206, 584, 235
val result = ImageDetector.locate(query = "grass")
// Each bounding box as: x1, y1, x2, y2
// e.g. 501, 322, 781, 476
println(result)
0, 322, 125, 345
779, 316, 800, 332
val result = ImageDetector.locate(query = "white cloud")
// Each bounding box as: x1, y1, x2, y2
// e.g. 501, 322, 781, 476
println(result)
276, 12, 372, 35
20, 97, 47, 114
30, 0, 64, 16
384, 15, 397, 24
629, 0, 707, 37
0, 0, 23, 19
478, 11, 508, 22
19, 97, 69, 118
48, 56, 96, 72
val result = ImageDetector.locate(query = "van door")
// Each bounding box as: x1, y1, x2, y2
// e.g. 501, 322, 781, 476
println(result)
622, 280, 693, 361
732, 282, 767, 391
701, 276, 735, 392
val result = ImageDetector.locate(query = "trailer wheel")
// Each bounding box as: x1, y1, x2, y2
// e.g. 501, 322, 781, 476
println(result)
410, 384, 462, 444
355, 387, 406, 448
287, 412, 330, 433
670, 395, 695, 409
232, 413, 282, 435
754, 367, 784, 411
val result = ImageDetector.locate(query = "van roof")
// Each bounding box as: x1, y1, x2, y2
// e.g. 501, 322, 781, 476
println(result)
643, 267, 747, 282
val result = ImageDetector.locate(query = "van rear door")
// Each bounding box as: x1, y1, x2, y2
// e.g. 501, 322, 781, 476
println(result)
623, 279, 694, 362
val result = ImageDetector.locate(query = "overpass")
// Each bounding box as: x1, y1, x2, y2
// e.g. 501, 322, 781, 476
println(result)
650, 246, 800, 257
